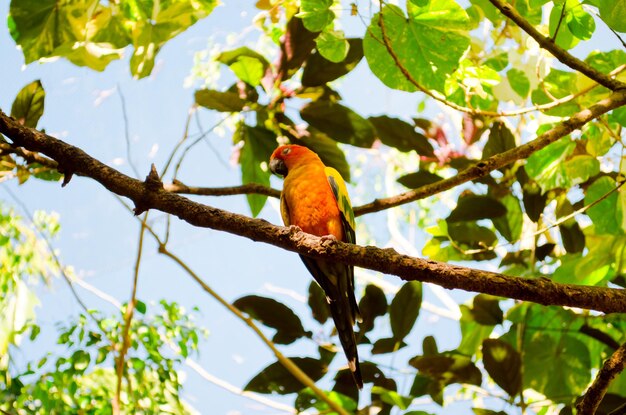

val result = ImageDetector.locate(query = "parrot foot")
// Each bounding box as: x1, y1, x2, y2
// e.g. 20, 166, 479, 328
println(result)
319, 234, 338, 247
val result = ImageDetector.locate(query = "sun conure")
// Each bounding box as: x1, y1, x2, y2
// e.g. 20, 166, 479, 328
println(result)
269, 144, 362, 389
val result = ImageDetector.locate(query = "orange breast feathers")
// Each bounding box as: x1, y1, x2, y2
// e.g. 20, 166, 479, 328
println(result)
282, 162, 344, 240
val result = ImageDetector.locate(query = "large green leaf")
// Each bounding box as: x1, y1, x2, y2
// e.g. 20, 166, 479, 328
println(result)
297, 0, 334, 32
11, 80, 45, 128
457, 304, 495, 356
308, 281, 330, 324
483, 122, 516, 162
302, 38, 363, 86
8, 0, 124, 69
585, 176, 623, 235
127, 0, 217, 78
598, 0, 626, 33
233, 295, 308, 344
389, 281, 422, 341
195, 89, 247, 112
217, 47, 270, 87
244, 357, 327, 394
300, 101, 376, 148
530, 69, 579, 117
447, 195, 507, 223
409, 353, 482, 386
397, 171, 443, 189
482, 339, 521, 397
369, 116, 434, 155
358, 284, 388, 334
524, 333, 591, 401
315, 30, 349, 63
363, 2, 470, 92
238, 125, 276, 217
492, 194, 523, 243
525, 137, 577, 192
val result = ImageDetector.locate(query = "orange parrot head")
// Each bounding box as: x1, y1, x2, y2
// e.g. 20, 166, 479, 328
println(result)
269, 144, 318, 177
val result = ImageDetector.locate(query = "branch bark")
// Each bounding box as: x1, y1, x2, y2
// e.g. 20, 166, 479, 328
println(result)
2, 109, 626, 315
355, 89, 626, 215
488, 0, 626, 92
577, 342, 626, 415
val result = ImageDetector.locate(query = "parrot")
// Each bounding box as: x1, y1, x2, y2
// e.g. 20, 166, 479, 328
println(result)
269, 144, 363, 389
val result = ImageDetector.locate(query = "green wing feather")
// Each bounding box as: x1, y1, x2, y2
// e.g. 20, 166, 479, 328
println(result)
324, 167, 355, 244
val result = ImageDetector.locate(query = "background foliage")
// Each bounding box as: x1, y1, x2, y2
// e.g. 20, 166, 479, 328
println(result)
1, 0, 626, 414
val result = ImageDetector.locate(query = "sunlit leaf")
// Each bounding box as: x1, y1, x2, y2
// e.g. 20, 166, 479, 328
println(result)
315, 30, 349, 63
11, 80, 45, 128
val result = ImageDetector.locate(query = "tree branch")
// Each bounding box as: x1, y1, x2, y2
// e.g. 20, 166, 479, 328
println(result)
577, 342, 626, 415
488, 0, 626, 91
354, 89, 626, 215
164, 180, 281, 198
3, 108, 626, 315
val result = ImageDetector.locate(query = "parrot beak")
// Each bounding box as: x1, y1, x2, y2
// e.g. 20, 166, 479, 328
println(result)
269, 158, 288, 177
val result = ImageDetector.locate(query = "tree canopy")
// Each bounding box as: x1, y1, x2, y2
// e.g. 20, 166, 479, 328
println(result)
1, 0, 626, 414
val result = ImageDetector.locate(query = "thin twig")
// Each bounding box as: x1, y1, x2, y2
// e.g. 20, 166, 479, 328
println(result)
577, 342, 626, 415
113, 215, 147, 414
118, 85, 140, 178
164, 180, 281, 198
488, 0, 626, 91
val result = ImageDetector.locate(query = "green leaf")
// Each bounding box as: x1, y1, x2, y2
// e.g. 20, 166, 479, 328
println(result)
472, 409, 508, 415
409, 353, 482, 386
482, 339, 521, 397
195, 89, 247, 112
522, 181, 548, 223
71, 350, 91, 372
8, 0, 124, 69
371, 386, 413, 410
524, 333, 591, 401
11, 80, 45, 128
295, 388, 357, 413
358, 284, 388, 334
308, 281, 330, 324
397, 171, 443, 189
447, 195, 507, 223
448, 222, 498, 260
483, 121, 516, 160
507, 68, 530, 98
238, 125, 275, 216
135, 300, 147, 314
363, 2, 470, 92
233, 295, 307, 344
389, 281, 422, 341
598, 0, 626, 32
128, 0, 217, 78
297, 0, 334, 32
484, 52, 509, 71
492, 194, 523, 243
525, 137, 576, 192
369, 116, 434, 155
297, 130, 351, 181
315, 30, 349, 63
372, 337, 407, 354
549, 1, 578, 50
423, 336, 438, 356
245, 357, 327, 394
566, 1, 595, 40
217, 47, 269, 87
300, 101, 376, 148
585, 176, 623, 235
302, 38, 363, 86
531, 70, 579, 117
458, 305, 495, 356
470, 295, 503, 325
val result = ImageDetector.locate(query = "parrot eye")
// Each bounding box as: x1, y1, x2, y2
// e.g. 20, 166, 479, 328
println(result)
281, 147, 291, 156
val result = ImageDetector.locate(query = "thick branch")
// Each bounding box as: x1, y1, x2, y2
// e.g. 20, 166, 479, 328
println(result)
355, 89, 626, 215
2, 109, 626, 315
577, 342, 626, 415
488, 0, 626, 91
